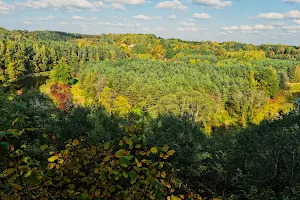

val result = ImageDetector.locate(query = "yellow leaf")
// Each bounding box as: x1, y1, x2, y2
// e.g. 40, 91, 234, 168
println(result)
161, 172, 167, 178
55, 164, 60, 169
162, 145, 169, 152
150, 147, 158, 154
10, 145, 14, 152
48, 156, 59, 162
167, 150, 175, 156
72, 139, 79, 146
166, 182, 171, 188
48, 163, 55, 169
135, 158, 142, 167
95, 190, 101, 197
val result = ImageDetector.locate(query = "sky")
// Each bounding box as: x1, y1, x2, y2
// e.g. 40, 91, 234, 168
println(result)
0, 0, 300, 45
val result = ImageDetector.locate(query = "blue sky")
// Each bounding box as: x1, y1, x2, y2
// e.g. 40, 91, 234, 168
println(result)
0, 0, 300, 45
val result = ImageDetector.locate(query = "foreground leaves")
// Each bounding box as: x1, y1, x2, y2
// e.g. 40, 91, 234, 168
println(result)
0, 124, 201, 200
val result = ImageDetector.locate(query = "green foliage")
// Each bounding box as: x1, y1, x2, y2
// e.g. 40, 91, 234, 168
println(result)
2, 28, 300, 200
50, 58, 73, 85
0, 121, 201, 200
78, 59, 295, 133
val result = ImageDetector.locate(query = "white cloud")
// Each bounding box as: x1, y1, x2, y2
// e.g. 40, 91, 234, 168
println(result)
193, 13, 211, 19
285, 10, 300, 18
257, 10, 300, 19
253, 24, 274, 30
132, 14, 163, 20
181, 22, 196, 26
143, 27, 167, 32
102, 0, 145, 5
0, 1, 16, 14
24, 20, 34, 24
59, 21, 67, 25
97, 21, 141, 28
177, 27, 199, 32
154, 0, 188, 10
20, 0, 106, 11
219, 32, 228, 35
222, 25, 253, 31
283, 0, 300, 3
294, 19, 300, 24
93, 1, 105, 8
155, 27, 167, 32
168, 15, 176, 20
38, 15, 56, 20
271, 21, 285, 26
191, 0, 232, 8
72, 15, 98, 21
257, 12, 284, 20
110, 3, 125, 10
21, 0, 93, 9
282, 25, 300, 30
221, 24, 274, 32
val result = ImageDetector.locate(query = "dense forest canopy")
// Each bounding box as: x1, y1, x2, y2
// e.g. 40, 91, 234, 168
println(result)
1, 27, 300, 132
1, 27, 300, 199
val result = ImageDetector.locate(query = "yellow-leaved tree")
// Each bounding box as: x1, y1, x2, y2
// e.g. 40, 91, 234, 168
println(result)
113, 95, 132, 116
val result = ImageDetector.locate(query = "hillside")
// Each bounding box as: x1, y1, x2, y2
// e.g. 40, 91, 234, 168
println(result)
1, 28, 300, 199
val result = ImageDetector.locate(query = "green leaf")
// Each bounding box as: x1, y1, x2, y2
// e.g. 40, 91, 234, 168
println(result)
78, 193, 89, 200
24, 170, 32, 178
40, 144, 48, 151
123, 171, 128, 178
116, 149, 126, 158
26, 128, 37, 132
12, 118, 19, 126
29, 175, 42, 185
0, 142, 9, 152
23, 156, 32, 164
8, 174, 19, 182
109, 185, 116, 192
68, 184, 75, 189
120, 156, 129, 168
104, 142, 110, 150
0, 131, 8, 138
128, 170, 137, 180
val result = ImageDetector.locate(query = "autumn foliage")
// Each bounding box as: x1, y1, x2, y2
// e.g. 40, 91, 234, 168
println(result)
50, 83, 72, 111
0, 125, 201, 200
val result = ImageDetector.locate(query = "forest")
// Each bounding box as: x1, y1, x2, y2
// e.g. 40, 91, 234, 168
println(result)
1, 27, 300, 199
